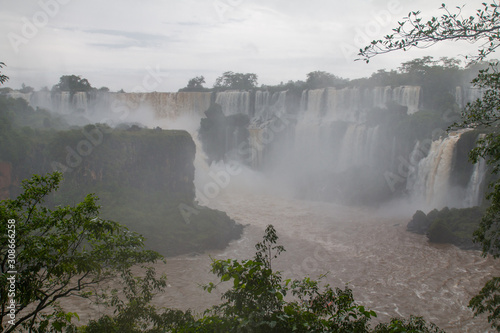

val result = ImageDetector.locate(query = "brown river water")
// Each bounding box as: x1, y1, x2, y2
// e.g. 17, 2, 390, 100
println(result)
68, 190, 499, 332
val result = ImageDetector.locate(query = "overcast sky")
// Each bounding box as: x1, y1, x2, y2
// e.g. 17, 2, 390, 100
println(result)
0, 0, 488, 92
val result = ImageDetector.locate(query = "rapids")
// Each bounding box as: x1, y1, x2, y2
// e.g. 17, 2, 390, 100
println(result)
154, 188, 498, 332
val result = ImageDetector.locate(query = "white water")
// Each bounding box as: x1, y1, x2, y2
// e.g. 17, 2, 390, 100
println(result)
464, 134, 487, 207
407, 130, 487, 209
215, 90, 250, 116
337, 124, 379, 172
392, 86, 420, 114
409, 132, 462, 208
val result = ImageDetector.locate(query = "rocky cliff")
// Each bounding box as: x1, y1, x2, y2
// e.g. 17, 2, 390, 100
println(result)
47, 126, 242, 256
0, 96, 242, 256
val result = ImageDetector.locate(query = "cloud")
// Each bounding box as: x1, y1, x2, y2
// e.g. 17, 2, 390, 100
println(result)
0, 0, 489, 91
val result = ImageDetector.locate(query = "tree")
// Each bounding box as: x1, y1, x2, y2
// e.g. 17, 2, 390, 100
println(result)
305, 71, 349, 89
213, 71, 258, 91
179, 76, 206, 92
0, 172, 165, 332
52, 75, 93, 94
19, 83, 34, 94
396, 56, 464, 110
358, 2, 500, 330
0, 63, 8, 86
398, 56, 437, 75
195, 225, 378, 332
81, 267, 192, 333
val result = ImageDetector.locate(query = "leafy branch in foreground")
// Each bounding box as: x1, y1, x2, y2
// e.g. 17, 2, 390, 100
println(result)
81, 225, 444, 332
358, 2, 500, 63
0, 62, 8, 86
194, 225, 441, 333
0, 172, 165, 332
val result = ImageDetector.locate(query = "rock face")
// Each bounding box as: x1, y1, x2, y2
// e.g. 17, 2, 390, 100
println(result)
5, 122, 243, 256
0, 161, 11, 200
48, 126, 197, 202
199, 103, 250, 164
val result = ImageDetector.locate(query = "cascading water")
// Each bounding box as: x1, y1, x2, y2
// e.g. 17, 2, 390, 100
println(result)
215, 91, 250, 116
31, 91, 53, 110
464, 157, 486, 207
8, 87, 488, 208
372, 86, 392, 109
406, 131, 488, 209
73, 92, 88, 113
392, 86, 420, 114
337, 124, 380, 172
57, 92, 72, 114
464, 134, 487, 207
254, 90, 287, 124
455, 86, 484, 109
407, 131, 464, 208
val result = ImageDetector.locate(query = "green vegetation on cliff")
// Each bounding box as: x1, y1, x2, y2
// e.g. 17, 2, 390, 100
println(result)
0, 95, 242, 256
408, 207, 484, 250
0, 172, 165, 332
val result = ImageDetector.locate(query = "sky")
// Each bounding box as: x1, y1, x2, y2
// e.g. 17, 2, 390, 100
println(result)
0, 0, 488, 92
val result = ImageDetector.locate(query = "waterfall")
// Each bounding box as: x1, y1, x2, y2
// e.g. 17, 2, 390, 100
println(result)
215, 91, 250, 116
324, 87, 362, 122
304, 89, 325, 118
408, 131, 463, 208
392, 86, 420, 114
270, 91, 287, 116
337, 124, 379, 171
464, 158, 486, 207
254, 91, 286, 124
464, 134, 487, 207
255, 91, 270, 116
5, 86, 488, 208
56, 92, 72, 114
107, 92, 212, 120
31, 91, 53, 110
372, 86, 392, 108
455, 86, 484, 109
73, 92, 88, 113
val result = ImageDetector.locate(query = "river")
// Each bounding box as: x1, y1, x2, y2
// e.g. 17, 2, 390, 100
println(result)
148, 187, 498, 332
